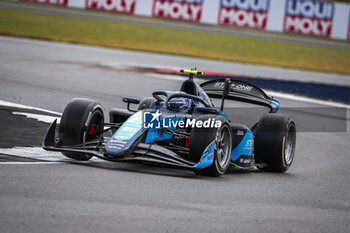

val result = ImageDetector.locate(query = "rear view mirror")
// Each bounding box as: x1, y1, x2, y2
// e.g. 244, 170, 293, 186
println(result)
123, 97, 140, 104
123, 97, 140, 112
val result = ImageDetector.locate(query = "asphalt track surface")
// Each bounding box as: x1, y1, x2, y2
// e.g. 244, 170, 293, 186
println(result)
1, 1, 350, 50
0, 36, 350, 233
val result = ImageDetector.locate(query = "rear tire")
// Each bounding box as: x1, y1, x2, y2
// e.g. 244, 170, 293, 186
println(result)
189, 115, 232, 177
59, 98, 104, 161
254, 113, 296, 172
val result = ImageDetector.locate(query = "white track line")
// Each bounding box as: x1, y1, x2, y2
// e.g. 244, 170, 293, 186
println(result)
0, 162, 62, 165
0, 147, 67, 161
265, 90, 350, 109
0, 147, 100, 162
12, 111, 61, 124
0, 100, 61, 115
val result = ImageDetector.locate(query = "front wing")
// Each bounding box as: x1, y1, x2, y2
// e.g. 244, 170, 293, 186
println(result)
42, 120, 215, 169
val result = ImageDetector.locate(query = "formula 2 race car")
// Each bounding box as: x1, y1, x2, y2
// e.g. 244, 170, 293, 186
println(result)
42, 69, 296, 176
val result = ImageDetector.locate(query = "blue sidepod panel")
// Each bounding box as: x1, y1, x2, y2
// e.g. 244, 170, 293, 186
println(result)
105, 109, 254, 170
145, 127, 173, 144
230, 124, 254, 167
144, 116, 185, 144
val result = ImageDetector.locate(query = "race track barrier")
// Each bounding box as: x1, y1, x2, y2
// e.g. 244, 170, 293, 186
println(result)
21, 0, 350, 40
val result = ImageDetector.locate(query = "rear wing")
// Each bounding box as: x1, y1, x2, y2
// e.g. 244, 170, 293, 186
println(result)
200, 78, 279, 113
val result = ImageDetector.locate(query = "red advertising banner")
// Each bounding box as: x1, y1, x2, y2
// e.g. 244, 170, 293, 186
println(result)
152, 0, 203, 22
21, 0, 68, 6
218, 0, 270, 29
85, 0, 137, 14
283, 0, 334, 37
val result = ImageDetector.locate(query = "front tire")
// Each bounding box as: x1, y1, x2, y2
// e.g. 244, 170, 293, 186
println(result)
254, 114, 296, 172
189, 115, 232, 176
59, 98, 104, 161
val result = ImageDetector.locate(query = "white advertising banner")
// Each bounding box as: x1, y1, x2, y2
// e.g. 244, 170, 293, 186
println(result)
20, 0, 350, 40
200, 0, 220, 25
331, 3, 350, 40
67, 0, 85, 8
134, 0, 153, 16
266, 0, 286, 32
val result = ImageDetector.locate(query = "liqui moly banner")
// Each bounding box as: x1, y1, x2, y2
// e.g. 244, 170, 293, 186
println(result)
152, 0, 204, 22
85, 0, 137, 14
284, 0, 334, 37
21, 0, 68, 6
348, 10, 350, 40
218, 0, 270, 29
18, 0, 350, 40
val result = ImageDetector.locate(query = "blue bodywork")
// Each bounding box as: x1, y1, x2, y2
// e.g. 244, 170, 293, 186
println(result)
190, 140, 215, 169
231, 130, 254, 161
271, 100, 280, 112
230, 128, 254, 167
42, 76, 281, 174
101, 75, 280, 170
105, 109, 219, 169
105, 107, 254, 169
42, 74, 279, 176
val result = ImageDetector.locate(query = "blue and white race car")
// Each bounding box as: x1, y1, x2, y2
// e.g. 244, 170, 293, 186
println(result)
43, 69, 296, 176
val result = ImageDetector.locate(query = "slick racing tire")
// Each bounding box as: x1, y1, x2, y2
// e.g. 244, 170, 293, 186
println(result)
59, 98, 104, 161
254, 113, 296, 172
189, 115, 232, 177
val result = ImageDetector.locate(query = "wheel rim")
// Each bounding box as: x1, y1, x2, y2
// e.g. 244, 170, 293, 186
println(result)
284, 125, 295, 165
86, 110, 104, 142
216, 124, 232, 168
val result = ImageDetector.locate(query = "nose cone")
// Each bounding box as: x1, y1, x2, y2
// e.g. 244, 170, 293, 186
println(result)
105, 111, 144, 157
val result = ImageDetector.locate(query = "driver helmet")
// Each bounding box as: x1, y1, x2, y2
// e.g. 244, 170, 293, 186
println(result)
167, 97, 193, 113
